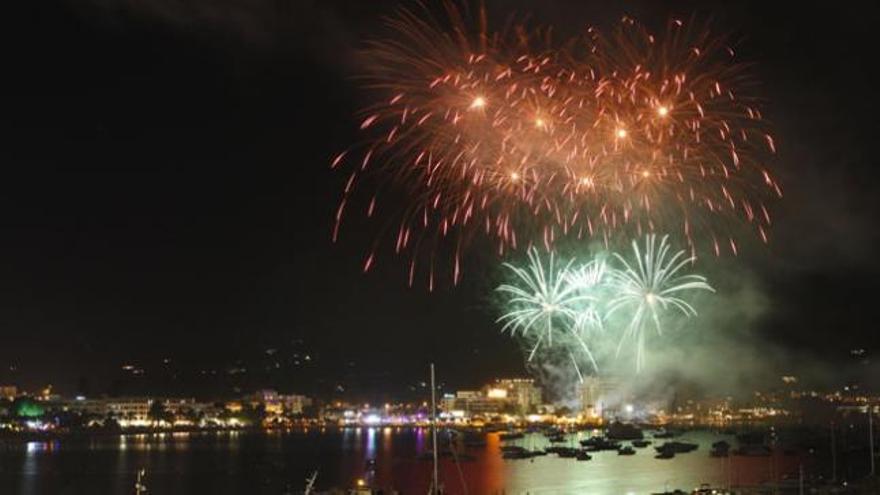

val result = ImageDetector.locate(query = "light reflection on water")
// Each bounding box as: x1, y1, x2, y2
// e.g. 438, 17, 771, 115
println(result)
0, 429, 804, 495
365, 427, 377, 458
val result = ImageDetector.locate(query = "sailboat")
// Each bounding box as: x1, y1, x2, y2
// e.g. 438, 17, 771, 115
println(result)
427, 363, 443, 495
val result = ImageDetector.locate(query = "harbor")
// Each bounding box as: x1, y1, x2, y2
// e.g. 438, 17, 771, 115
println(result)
0, 425, 840, 494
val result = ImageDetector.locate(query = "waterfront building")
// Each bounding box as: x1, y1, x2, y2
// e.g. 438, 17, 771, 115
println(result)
64, 397, 153, 424
442, 380, 543, 417
246, 389, 284, 415
162, 398, 214, 422
454, 390, 494, 415
494, 378, 542, 414
580, 376, 624, 418
107, 398, 152, 422
225, 400, 243, 413
448, 389, 508, 416
0, 385, 17, 400
279, 394, 312, 415
246, 390, 312, 416
462, 396, 506, 415
440, 393, 457, 413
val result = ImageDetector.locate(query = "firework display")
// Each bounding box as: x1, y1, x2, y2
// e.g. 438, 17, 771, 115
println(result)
496, 235, 714, 374
336, 2, 781, 378
495, 248, 600, 378
333, 3, 781, 286
605, 234, 714, 372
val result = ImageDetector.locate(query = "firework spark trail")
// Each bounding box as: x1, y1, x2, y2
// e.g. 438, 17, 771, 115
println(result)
565, 258, 608, 334
495, 234, 713, 374
495, 247, 600, 371
334, 3, 781, 285
606, 234, 715, 372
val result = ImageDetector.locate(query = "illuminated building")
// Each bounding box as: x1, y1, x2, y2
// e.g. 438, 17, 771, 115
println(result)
486, 388, 508, 399
494, 378, 542, 414
59, 397, 217, 427
444, 380, 543, 417
449, 390, 505, 415
0, 385, 17, 400
65, 397, 152, 423
440, 393, 457, 413
250, 389, 280, 404
107, 398, 152, 422
279, 394, 312, 415
39, 385, 59, 401
162, 398, 208, 421
456, 390, 480, 400
580, 376, 624, 418
246, 390, 312, 416
247, 390, 283, 414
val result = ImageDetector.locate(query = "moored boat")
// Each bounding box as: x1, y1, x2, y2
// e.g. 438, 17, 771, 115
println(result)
655, 441, 698, 454
606, 421, 644, 440
499, 431, 525, 441
692, 483, 732, 494
653, 428, 679, 439
710, 440, 730, 457
556, 447, 580, 458
580, 436, 621, 450
576, 450, 592, 461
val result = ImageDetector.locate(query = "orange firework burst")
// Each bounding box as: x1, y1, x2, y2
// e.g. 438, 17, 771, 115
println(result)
332, 2, 781, 287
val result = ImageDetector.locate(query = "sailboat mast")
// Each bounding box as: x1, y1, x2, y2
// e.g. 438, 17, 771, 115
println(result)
431, 363, 439, 495
869, 407, 875, 477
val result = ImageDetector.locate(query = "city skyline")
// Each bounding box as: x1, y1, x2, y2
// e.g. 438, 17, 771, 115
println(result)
4, 2, 880, 494
3, 0, 880, 400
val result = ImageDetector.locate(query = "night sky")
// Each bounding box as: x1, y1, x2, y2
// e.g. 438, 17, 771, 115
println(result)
2, 1, 879, 400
